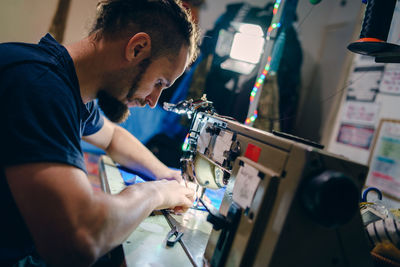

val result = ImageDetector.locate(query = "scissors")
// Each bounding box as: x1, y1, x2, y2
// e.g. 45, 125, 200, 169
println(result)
361, 187, 383, 203
165, 225, 184, 247
162, 210, 184, 247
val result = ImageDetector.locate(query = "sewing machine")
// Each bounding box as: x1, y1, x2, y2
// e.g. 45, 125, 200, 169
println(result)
165, 98, 374, 266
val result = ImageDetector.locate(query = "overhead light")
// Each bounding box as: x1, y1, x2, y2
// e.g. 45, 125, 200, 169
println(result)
230, 32, 264, 64
216, 22, 265, 75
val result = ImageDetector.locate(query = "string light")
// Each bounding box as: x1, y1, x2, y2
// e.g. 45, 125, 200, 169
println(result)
182, 133, 190, 151
245, 0, 283, 125
245, 110, 258, 124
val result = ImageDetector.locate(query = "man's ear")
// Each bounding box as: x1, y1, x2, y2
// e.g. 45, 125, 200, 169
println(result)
125, 32, 151, 61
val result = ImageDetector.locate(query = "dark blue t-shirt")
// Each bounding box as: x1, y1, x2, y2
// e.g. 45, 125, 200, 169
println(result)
0, 34, 104, 264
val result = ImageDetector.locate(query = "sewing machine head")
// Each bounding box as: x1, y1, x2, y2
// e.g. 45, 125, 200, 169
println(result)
165, 97, 373, 267
164, 96, 225, 189
164, 97, 237, 189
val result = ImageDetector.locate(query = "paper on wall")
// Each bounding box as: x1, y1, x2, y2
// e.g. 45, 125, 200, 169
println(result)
367, 121, 400, 199
341, 101, 381, 126
380, 64, 400, 95
336, 123, 375, 150
346, 66, 384, 102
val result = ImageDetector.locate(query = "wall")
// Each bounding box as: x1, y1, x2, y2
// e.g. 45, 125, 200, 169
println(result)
0, 0, 57, 43
63, 0, 99, 44
293, 0, 363, 144
0, 0, 97, 44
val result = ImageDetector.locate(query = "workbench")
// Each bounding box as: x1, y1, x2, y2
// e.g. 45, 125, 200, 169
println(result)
98, 156, 213, 267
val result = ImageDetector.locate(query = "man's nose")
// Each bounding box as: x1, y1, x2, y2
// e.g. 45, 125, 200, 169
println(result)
146, 89, 162, 108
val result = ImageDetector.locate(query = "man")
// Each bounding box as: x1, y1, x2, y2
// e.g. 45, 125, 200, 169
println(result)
0, 0, 199, 266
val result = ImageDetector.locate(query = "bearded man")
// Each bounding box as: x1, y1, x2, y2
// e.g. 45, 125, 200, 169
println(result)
0, 0, 199, 266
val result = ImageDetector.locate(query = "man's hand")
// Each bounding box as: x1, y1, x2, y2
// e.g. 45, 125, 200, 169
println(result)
157, 168, 183, 183
147, 179, 195, 213
156, 169, 213, 210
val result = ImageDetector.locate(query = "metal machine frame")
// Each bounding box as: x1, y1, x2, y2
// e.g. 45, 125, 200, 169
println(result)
166, 99, 374, 266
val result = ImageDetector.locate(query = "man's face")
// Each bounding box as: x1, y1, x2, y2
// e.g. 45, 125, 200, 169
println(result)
97, 58, 150, 123
97, 46, 189, 123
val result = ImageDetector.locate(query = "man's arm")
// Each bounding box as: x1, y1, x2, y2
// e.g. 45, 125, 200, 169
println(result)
6, 163, 193, 266
83, 118, 182, 181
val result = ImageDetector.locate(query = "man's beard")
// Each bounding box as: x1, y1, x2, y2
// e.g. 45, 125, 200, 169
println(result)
97, 90, 130, 123
97, 58, 151, 123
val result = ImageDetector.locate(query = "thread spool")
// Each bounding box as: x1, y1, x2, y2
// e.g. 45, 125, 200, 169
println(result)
359, 0, 397, 42
348, 0, 399, 56
194, 154, 224, 189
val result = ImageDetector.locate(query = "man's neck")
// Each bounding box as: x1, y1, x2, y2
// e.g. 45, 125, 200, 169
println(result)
65, 36, 127, 104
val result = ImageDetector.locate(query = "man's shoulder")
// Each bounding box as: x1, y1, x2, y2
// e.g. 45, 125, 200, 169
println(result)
0, 40, 78, 99
1, 59, 72, 98
0, 41, 57, 70
0, 42, 63, 89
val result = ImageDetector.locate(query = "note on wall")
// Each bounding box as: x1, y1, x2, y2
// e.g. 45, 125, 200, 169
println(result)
341, 101, 381, 126
380, 64, 400, 95
367, 120, 400, 199
335, 101, 380, 150
336, 123, 375, 150
346, 65, 384, 102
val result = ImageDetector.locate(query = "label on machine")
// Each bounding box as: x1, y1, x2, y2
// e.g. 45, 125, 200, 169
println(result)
213, 130, 233, 165
232, 162, 261, 209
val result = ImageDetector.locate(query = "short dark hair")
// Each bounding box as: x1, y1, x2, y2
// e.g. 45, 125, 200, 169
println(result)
90, 0, 200, 63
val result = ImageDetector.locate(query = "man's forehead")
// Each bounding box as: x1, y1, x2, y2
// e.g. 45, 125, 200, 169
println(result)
162, 48, 189, 83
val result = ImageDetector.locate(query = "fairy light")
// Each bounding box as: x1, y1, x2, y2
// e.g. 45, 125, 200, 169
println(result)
267, 22, 281, 39
182, 133, 190, 151
245, 0, 283, 125
245, 110, 258, 124
245, 56, 271, 125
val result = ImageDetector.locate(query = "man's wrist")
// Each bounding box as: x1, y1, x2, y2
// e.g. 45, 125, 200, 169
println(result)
147, 181, 165, 208
154, 165, 173, 180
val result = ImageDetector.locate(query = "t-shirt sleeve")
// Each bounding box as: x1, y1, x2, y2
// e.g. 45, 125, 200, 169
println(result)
1, 64, 86, 172
82, 101, 104, 136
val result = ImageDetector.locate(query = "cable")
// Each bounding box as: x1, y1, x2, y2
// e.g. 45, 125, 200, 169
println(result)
296, 6, 314, 34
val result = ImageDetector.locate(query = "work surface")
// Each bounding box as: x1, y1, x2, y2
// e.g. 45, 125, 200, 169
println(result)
98, 156, 213, 267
